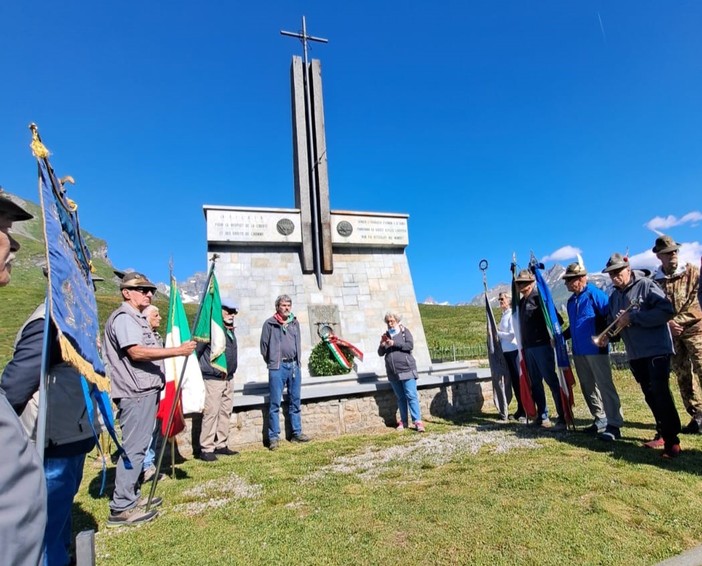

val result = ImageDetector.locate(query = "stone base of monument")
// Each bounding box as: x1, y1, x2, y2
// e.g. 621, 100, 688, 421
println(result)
173, 363, 493, 455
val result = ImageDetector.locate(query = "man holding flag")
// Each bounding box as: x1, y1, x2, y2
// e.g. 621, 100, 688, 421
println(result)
515, 269, 567, 430
104, 272, 196, 527
197, 297, 239, 462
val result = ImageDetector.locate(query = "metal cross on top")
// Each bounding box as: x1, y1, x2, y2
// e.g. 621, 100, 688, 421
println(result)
280, 16, 328, 66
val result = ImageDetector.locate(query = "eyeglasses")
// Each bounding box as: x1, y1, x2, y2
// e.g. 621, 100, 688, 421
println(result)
131, 287, 155, 295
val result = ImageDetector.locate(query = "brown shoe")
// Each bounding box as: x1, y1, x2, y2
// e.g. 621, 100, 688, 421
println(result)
107, 506, 158, 528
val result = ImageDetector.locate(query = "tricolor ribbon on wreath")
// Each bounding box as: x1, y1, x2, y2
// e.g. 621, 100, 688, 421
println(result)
322, 332, 364, 370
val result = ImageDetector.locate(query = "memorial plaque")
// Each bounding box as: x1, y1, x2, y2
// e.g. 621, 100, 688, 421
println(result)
331, 212, 409, 247
308, 304, 341, 344
206, 207, 302, 244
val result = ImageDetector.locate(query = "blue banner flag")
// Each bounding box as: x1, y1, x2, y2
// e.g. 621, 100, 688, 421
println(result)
32, 127, 108, 391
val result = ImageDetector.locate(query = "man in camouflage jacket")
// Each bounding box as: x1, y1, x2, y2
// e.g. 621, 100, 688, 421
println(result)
653, 235, 702, 434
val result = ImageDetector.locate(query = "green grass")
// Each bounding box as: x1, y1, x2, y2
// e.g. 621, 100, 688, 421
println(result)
419, 304, 490, 349
74, 371, 702, 566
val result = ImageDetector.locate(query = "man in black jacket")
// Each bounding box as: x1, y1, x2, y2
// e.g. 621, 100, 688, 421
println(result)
515, 269, 566, 430
197, 298, 239, 461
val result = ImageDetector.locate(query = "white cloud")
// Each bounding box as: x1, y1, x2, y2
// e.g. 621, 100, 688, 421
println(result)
644, 211, 702, 233
541, 245, 582, 263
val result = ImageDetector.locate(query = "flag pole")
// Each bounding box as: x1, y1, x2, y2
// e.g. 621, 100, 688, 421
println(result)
147, 254, 219, 508
35, 297, 52, 461
480, 260, 511, 420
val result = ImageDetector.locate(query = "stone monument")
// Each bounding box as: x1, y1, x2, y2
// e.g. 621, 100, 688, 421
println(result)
203, 18, 431, 386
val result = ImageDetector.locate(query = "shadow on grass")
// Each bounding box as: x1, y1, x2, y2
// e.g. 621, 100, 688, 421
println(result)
86, 463, 192, 499
465, 412, 702, 477
552, 429, 702, 475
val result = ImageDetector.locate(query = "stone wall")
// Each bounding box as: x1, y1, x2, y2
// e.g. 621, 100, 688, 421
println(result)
174, 372, 492, 455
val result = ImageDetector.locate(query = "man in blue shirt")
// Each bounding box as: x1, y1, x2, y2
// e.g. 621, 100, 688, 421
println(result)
562, 262, 623, 441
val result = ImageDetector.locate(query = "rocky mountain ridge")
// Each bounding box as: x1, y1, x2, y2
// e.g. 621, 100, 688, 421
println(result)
465, 263, 612, 309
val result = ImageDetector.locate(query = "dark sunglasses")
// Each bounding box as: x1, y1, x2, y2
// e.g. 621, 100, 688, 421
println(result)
131, 287, 155, 295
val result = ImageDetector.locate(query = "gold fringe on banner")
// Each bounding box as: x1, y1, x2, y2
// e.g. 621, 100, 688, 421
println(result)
58, 334, 111, 392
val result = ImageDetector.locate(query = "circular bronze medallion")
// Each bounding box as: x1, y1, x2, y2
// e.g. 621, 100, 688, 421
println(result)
276, 218, 295, 236
337, 220, 353, 237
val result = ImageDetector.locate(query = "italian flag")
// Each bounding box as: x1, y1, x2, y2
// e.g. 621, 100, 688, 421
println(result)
157, 277, 205, 437
193, 273, 227, 374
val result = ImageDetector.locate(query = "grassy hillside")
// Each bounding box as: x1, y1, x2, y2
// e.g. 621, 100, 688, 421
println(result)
0, 285, 173, 367
418, 304, 489, 349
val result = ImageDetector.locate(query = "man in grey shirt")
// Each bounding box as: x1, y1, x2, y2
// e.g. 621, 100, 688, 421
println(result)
104, 272, 196, 527
0, 191, 47, 566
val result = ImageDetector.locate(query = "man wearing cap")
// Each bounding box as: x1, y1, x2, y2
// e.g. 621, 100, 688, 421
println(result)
0, 191, 47, 566
103, 272, 196, 526
598, 253, 680, 458
515, 269, 566, 430
652, 235, 702, 435
196, 298, 239, 461
562, 262, 624, 441
260, 294, 311, 450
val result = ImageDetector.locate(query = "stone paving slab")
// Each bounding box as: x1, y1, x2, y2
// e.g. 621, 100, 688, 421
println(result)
655, 546, 702, 566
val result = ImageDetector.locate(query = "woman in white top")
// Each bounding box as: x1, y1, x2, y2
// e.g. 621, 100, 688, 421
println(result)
496, 292, 525, 420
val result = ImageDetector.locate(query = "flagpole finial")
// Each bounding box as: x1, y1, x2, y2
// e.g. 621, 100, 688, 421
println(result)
28, 122, 50, 159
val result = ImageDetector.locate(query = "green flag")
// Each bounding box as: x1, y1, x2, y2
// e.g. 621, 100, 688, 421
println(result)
193, 273, 227, 373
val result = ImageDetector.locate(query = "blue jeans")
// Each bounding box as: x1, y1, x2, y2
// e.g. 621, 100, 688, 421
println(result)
524, 345, 563, 421
268, 362, 302, 440
390, 378, 421, 425
43, 454, 87, 566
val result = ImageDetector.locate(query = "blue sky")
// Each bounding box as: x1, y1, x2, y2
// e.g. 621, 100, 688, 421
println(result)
1, 1, 700, 304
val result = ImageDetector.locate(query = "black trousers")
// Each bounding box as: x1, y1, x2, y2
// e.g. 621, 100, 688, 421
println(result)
629, 354, 681, 448
503, 350, 525, 416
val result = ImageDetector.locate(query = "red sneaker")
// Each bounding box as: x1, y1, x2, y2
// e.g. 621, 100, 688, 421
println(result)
643, 436, 664, 449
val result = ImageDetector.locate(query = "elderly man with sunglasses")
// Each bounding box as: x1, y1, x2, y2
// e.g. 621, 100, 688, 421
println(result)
652, 235, 702, 436
103, 272, 196, 527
